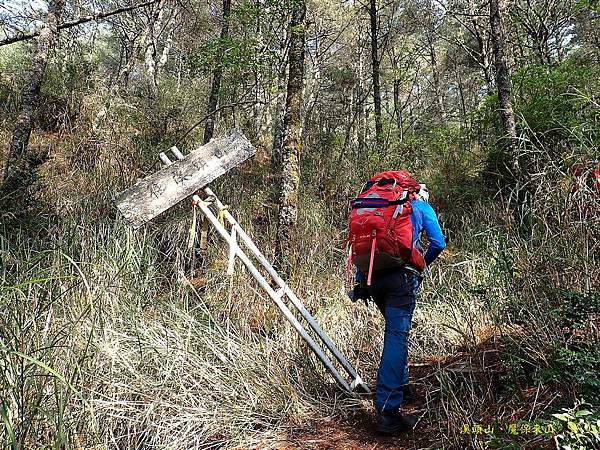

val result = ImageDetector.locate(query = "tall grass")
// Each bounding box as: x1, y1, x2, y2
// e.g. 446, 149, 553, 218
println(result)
1, 107, 598, 449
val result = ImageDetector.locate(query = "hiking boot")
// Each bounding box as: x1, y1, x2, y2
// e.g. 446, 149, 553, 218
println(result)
377, 410, 418, 435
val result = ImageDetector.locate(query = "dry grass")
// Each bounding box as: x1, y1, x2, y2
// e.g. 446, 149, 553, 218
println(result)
1, 110, 599, 449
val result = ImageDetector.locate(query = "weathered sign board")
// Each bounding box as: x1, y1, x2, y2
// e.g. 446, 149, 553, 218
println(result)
115, 129, 255, 228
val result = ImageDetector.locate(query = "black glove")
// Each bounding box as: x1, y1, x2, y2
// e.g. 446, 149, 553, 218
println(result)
347, 283, 371, 304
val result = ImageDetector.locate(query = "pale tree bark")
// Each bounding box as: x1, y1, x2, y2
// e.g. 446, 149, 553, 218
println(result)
3, 0, 64, 184
275, 0, 306, 263
490, 0, 518, 172
142, 0, 178, 95
471, 16, 494, 91
143, 1, 165, 95
369, 0, 383, 150
491, 0, 534, 234
204, 0, 232, 144
271, 21, 290, 168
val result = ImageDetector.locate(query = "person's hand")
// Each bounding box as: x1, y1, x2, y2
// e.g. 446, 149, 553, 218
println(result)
348, 284, 370, 302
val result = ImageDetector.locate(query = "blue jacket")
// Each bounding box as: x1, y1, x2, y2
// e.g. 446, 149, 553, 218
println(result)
410, 199, 446, 266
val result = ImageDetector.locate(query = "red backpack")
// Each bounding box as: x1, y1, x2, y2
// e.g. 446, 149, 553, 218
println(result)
347, 171, 425, 285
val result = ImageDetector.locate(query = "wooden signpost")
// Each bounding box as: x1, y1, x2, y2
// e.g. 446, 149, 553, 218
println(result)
115, 129, 255, 228
114, 129, 369, 395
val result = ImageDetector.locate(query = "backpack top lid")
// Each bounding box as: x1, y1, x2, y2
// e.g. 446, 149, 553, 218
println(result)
366, 170, 421, 193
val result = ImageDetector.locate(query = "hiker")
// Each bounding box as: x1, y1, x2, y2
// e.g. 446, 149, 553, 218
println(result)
347, 171, 446, 435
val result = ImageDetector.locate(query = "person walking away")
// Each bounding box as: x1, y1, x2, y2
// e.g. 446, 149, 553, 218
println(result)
347, 172, 446, 435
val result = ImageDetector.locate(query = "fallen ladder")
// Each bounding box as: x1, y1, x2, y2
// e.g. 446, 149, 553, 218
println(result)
161, 147, 370, 395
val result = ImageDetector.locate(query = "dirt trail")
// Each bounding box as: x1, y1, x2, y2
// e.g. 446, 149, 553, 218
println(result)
262, 339, 561, 450
274, 409, 437, 450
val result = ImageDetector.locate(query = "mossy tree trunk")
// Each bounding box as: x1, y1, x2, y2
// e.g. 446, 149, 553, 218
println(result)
490, 0, 532, 234
3, 0, 64, 184
275, 0, 306, 264
489, 0, 518, 172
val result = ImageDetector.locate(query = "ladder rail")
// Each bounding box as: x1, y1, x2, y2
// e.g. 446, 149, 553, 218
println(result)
194, 198, 354, 393
204, 186, 364, 385
165, 147, 369, 394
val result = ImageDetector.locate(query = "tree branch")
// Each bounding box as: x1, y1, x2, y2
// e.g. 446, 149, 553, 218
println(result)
0, 0, 162, 47
173, 101, 262, 148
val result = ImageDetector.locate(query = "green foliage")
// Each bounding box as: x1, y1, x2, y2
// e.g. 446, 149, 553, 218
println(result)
0, 44, 32, 118
387, 127, 487, 211
576, 0, 600, 12
560, 291, 600, 331
189, 36, 259, 75
513, 61, 600, 148
540, 291, 600, 405
476, 59, 600, 182
553, 400, 600, 450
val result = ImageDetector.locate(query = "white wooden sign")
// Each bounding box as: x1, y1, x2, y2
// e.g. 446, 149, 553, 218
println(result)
115, 129, 255, 228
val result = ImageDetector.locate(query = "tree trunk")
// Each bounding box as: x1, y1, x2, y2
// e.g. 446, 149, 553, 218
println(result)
393, 78, 403, 139
356, 19, 367, 152
491, 0, 532, 235
489, 0, 518, 172
369, 0, 383, 150
271, 21, 289, 169
472, 18, 494, 91
3, 0, 64, 184
275, 0, 306, 263
428, 34, 447, 124
203, 0, 231, 144
271, 66, 288, 168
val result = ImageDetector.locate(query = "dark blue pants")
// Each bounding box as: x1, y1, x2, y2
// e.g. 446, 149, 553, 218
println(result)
368, 269, 419, 413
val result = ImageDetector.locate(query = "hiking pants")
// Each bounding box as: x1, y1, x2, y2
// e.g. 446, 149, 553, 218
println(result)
368, 269, 419, 413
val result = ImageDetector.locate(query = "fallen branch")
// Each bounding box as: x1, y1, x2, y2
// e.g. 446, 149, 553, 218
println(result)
0, 0, 162, 47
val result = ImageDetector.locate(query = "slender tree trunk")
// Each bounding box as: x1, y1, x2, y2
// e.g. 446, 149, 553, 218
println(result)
369, 0, 383, 150
428, 35, 447, 124
356, 20, 367, 152
455, 67, 468, 129
393, 79, 403, 138
302, 30, 321, 145
143, 1, 165, 97
491, 0, 532, 235
271, 71, 287, 168
275, 0, 306, 263
490, 0, 518, 172
472, 20, 494, 91
203, 0, 231, 144
3, 0, 64, 184
253, 0, 265, 139
271, 23, 289, 168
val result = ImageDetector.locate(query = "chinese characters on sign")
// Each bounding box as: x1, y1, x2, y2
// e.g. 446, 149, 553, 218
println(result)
460, 421, 556, 436
150, 182, 166, 199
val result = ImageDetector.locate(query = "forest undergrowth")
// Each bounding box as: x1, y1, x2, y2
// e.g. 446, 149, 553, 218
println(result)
1, 118, 598, 449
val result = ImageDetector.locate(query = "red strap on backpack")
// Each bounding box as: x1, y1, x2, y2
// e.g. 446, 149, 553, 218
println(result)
366, 232, 377, 286
346, 242, 353, 282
